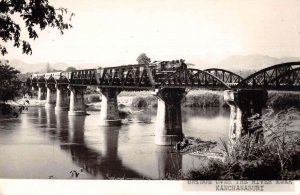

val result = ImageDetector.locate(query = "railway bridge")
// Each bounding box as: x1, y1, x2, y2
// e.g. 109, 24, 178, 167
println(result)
25, 61, 300, 145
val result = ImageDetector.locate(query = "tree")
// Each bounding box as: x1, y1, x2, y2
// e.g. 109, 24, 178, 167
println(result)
0, 60, 20, 102
0, 0, 73, 115
0, 0, 74, 55
0, 60, 23, 115
65, 66, 76, 71
136, 53, 151, 64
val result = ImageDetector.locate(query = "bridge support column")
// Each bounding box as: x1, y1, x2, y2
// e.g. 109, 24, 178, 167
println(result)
45, 85, 56, 108
154, 88, 186, 145
37, 83, 46, 101
99, 88, 121, 126
68, 86, 87, 116
224, 89, 268, 142
55, 84, 69, 111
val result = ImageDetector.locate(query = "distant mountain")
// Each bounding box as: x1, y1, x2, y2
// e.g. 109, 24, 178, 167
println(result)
3, 59, 69, 74
3, 55, 300, 74
187, 59, 210, 69
215, 55, 300, 71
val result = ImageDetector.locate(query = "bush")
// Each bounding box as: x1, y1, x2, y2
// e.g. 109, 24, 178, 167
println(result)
182, 90, 227, 107
85, 94, 101, 103
85, 87, 98, 95
131, 96, 157, 108
183, 108, 300, 180
267, 91, 300, 109
119, 109, 131, 119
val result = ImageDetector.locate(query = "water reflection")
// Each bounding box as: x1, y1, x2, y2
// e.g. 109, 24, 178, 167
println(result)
0, 106, 233, 179
60, 124, 144, 179
182, 107, 229, 122
156, 147, 182, 179
43, 107, 229, 179
46, 107, 56, 130
55, 111, 69, 143
134, 110, 154, 123
37, 107, 44, 124
68, 115, 85, 144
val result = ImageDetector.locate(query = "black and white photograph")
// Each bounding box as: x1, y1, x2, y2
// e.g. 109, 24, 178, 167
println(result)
0, 0, 300, 194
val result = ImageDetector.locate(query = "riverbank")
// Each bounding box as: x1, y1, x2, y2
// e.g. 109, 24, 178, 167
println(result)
172, 108, 300, 180
10, 89, 299, 110
116, 90, 300, 109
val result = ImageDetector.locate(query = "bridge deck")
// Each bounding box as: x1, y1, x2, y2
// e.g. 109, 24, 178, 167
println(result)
25, 61, 300, 91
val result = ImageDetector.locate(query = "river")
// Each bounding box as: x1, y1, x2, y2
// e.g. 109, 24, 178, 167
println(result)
0, 106, 230, 179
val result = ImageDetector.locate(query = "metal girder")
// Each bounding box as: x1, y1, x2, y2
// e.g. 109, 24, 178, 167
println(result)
264, 67, 300, 91
204, 68, 244, 86
160, 68, 231, 90
236, 61, 300, 89
69, 69, 97, 85
97, 65, 155, 89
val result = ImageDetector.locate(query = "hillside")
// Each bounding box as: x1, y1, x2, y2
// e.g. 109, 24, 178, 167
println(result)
216, 55, 300, 71
2, 59, 69, 74
2, 55, 300, 74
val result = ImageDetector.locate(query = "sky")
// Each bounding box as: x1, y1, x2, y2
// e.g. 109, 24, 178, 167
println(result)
3, 0, 300, 67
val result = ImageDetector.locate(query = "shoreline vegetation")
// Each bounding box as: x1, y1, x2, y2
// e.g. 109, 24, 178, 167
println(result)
118, 90, 300, 109
2, 89, 300, 180
5, 89, 300, 110
175, 108, 300, 180
83, 89, 300, 109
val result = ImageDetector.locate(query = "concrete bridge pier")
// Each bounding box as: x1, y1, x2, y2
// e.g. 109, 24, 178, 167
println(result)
37, 83, 46, 101
45, 85, 56, 108
55, 84, 69, 111
68, 86, 87, 116
224, 89, 268, 142
153, 88, 186, 145
99, 88, 122, 126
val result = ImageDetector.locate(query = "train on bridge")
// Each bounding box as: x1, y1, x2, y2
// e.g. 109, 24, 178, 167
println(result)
27, 59, 195, 89
31, 59, 187, 77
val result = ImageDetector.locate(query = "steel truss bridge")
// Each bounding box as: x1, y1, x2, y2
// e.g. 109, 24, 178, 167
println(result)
26, 61, 300, 91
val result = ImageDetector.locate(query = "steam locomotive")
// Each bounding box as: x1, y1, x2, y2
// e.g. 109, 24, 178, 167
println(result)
151, 59, 187, 72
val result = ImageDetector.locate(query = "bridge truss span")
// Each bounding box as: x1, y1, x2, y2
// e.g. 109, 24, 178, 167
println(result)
204, 68, 244, 87
159, 68, 231, 90
98, 65, 155, 90
236, 61, 300, 89
266, 67, 300, 91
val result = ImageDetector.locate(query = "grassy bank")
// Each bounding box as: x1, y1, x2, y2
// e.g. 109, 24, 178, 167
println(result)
267, 91, 300, 109
129, 90, 226, 108
173, 108, 300, 180
129, 90, 300, 109
183, 90, 226, 107
84, 94, 101, 103
83, 89, 300, 109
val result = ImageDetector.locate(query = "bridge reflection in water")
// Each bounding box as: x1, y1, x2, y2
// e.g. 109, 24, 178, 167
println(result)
41, 108, 187, 179
0, 105, 227, 179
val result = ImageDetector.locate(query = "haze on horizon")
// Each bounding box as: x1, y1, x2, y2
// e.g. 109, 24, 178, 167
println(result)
3, 0, 300, 67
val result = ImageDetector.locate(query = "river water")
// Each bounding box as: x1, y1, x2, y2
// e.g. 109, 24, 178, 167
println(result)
0, 106, 230, 179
